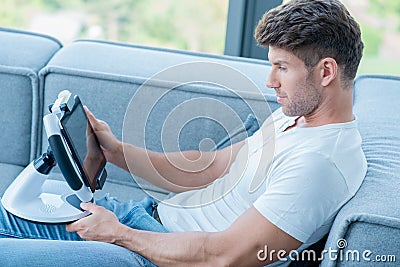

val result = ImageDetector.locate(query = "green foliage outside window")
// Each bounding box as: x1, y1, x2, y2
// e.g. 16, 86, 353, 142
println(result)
0, 0, 398, 75
0, 0, 228, 54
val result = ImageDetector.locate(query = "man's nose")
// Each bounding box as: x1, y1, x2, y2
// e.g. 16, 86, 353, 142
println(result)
266, 72, 280, 89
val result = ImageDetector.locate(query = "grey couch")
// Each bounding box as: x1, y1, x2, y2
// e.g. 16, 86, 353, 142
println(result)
0, 27, 398, 266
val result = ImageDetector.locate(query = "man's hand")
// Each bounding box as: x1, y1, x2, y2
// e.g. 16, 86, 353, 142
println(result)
66, 202, 124, 243
84, 106, 121, 163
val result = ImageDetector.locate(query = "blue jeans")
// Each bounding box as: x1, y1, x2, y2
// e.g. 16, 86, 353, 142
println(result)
0, 194, 168, 267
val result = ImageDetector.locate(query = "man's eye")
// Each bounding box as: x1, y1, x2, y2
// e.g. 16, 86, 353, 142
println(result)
279, 66, 286, 71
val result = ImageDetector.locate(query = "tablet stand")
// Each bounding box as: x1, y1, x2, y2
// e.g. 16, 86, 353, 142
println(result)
1, 91, 100, 223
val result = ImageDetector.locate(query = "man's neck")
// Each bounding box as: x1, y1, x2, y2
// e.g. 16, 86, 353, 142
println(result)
294, 88, 354, 128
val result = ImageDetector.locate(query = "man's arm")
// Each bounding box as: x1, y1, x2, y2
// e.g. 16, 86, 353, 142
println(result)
85, 107, 244, 193
67, 203, 302, 266
119, 141, 244, 193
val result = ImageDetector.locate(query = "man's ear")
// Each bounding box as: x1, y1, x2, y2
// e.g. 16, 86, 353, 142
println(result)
319, 57, 338, 87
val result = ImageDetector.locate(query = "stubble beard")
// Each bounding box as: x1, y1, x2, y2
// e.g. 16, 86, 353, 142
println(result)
282, 79, 322, 117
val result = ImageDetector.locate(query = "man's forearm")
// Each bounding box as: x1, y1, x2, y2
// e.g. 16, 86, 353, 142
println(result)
69, 204, 300, 267
114, 226, 227, 267
108, 141, 223, 193
68, 202, 233, 266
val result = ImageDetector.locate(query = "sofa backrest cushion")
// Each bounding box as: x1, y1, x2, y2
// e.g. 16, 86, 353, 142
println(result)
0, 27, 61, 166
321, 75, 400, 265
353, 75, 400, 193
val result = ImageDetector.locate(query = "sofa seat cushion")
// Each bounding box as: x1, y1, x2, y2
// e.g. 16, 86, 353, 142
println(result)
46, 166, 162, 202
0, 161, 154, 203
0, 163, 25, 196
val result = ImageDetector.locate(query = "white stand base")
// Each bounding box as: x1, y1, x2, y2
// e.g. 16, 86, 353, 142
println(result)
1, 163, 90, 223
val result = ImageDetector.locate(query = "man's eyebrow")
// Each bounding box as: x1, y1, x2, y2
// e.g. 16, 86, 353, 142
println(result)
271, 59, 290, 65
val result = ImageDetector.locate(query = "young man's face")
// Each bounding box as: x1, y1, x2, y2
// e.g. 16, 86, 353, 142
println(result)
266, 46, 322, 117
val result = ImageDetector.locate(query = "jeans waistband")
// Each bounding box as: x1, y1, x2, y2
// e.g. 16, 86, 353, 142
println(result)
151, 204, 162, 225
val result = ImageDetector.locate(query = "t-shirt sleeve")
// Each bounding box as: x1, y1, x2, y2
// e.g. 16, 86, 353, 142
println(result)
253, 152, 350, 243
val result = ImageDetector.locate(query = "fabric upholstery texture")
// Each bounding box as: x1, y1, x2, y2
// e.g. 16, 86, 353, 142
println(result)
215, 113, 260, 149
0, 27, 61, 166
321, 75, 400, 266
0, 163, 24, 197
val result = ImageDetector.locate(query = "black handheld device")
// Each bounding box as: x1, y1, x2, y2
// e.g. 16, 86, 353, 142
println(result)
60, 96, 107, 193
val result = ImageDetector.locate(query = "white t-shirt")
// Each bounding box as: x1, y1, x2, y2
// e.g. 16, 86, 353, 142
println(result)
158, 108, 367, 246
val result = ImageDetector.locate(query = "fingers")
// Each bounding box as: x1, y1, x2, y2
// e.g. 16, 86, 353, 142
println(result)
83, 105, 94, 117
80, 201, 98, 212
84, 105, 96, 124
84, 106, 108, 130
66, 202, 98, 233
66, 218, 80, 232
84, 106, 107, 134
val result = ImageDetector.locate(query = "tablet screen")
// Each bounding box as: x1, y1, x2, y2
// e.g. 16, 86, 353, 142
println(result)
60, 97, 106, 193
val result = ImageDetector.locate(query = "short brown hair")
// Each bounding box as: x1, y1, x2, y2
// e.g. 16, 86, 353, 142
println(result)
255, 0, 364, 83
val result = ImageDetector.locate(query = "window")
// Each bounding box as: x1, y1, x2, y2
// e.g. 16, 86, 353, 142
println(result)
225, 0, 399, 76
342, 0, 400, 76
1, 0, 228, 55
2, 0, 398, 76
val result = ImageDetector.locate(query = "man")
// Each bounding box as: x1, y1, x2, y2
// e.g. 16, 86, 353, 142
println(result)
0, 0, 366, 266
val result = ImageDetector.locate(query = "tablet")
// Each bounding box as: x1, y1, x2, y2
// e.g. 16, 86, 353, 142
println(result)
60, 96, 107, 193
